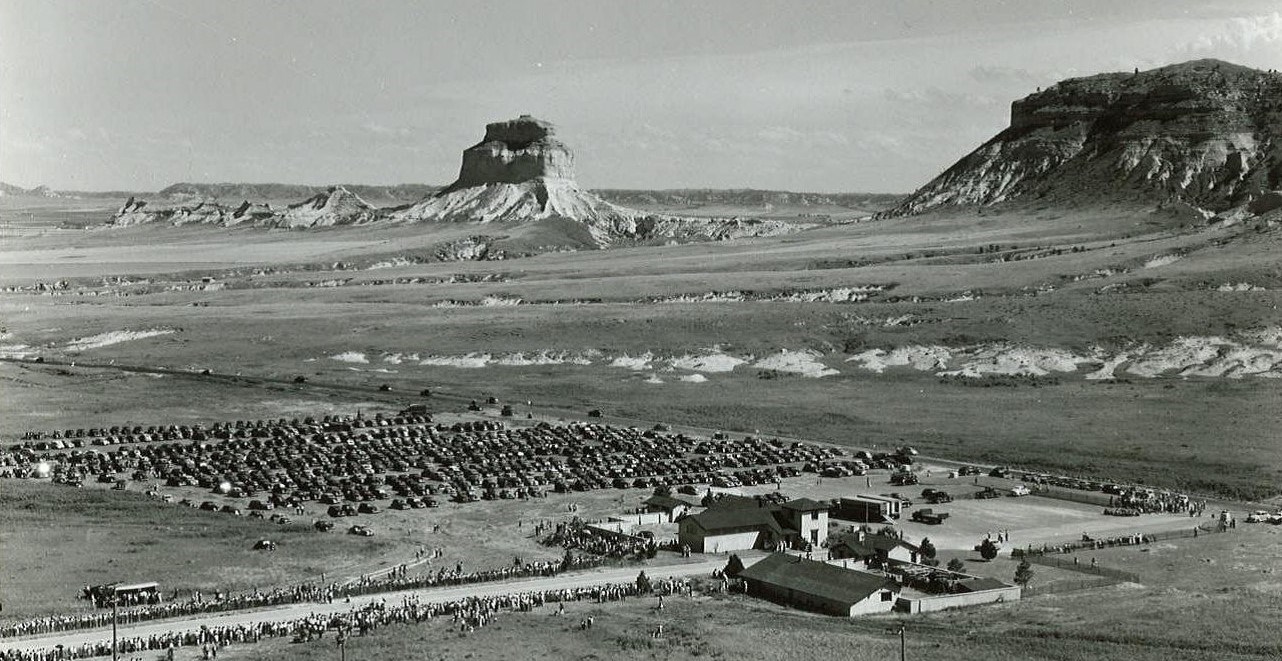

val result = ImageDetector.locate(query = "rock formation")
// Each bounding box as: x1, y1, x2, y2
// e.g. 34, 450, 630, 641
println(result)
393, 115, 801, 245
887, 59, 1282, 217
444, 115, 576, 191
105, 115, 806, 246
277, 186, 376, 228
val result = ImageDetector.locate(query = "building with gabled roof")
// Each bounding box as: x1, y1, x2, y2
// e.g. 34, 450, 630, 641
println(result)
677, 495, 830, 553
830, 530, 921, 566
738, 552, 900, 617
641, 494, 694, 521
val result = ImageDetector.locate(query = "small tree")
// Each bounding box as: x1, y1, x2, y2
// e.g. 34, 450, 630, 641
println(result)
653, 484, 673, 498
724, 554, 746, 578
1014, 558, 1034, 587
979, 539, 999, 562
636, 570, 652, 593
919, 537, 937, 561
701, 490, 716, 507
561, 548, 576, 570
946, 558, 966, 574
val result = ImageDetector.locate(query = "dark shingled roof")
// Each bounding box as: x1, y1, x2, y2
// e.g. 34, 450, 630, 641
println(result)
643, 494, 692, 511
955, 577, 1013, 593
781, 497, 831, 513
834, 533, 919, 558
686, 507, 784, 536
739, 553, 898, 606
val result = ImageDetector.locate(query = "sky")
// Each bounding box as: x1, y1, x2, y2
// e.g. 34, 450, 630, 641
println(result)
2, 0, 1280, 193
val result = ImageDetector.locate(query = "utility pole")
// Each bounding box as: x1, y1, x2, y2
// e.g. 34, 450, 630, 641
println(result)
898, 623, 906, 661
111, 591, 119, 661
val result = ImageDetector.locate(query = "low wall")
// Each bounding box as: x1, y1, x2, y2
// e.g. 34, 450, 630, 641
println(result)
897, 585, 1021, 614
609, 512, 669, 526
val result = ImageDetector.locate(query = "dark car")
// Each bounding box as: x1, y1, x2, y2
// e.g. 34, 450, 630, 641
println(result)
348, 525, 374, 537
357, 503, 380, 514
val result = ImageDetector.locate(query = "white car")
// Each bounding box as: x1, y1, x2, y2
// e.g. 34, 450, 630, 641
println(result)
1246, 510, 1271, 523
1010, 484, 1031, 497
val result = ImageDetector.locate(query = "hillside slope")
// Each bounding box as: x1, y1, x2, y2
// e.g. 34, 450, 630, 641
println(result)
888, 59, 1282, 217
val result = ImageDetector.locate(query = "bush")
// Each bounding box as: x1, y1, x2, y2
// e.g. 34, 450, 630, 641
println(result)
947, 558, 966, 573
724, 554, 746, 578
1014, 558, 1034, 587
979, 539, 999, 561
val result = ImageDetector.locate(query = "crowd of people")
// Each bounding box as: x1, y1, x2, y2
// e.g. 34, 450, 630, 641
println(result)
539, 518, 659, 560
0, 576, 701, 661
0, 555, 609, 639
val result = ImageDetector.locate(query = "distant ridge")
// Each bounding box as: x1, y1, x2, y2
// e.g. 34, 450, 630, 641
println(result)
886, 59, 1282, 217
157, 182, 438, 205
593, 189, 902, 211
107, 116, 828, 246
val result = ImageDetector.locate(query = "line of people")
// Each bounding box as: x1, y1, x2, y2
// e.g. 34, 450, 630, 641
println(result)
1, 577, 695, 661
0, 555, 608, 639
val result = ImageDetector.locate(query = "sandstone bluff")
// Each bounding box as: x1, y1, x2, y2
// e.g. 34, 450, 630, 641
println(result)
106, 115, 800, 247
887, 59, 1282, 218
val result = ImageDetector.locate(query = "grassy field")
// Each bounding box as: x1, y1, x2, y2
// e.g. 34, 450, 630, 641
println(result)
0, 480, 409, 618
0, 470, 686, 620
2, 197, 1279, 659
2, 200, 1279, 502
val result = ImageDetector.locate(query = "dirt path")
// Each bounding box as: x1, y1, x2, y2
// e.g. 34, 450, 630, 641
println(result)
0, 557, 748, 654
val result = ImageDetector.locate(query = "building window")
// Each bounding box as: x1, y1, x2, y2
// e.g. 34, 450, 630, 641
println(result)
880, 591, 893, 602
811, 512, 819, 520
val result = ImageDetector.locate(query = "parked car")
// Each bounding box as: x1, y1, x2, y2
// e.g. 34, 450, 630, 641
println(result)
348, 525, 374, 537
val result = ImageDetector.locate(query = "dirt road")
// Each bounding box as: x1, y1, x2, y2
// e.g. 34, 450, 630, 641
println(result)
0, 557, 747, 654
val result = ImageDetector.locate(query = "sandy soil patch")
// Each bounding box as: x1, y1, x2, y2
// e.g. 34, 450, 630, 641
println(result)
752, 350, 839, 377
65, 329, 175, 351
610, 353, 654, 370
847, 346, 951, 373
669, 351, 748, 373
1143, 253, 1183, 268
330, 351, 369, 364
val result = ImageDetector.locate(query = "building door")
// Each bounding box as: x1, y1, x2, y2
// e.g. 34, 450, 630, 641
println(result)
810, 529, 819, 544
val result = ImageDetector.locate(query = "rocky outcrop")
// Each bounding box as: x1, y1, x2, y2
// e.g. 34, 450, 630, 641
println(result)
109, 188, 371, 228
110, 196, 229, 226
394, 115, 805, 246
276, 186, 376, 228
105, 115, 809, 246
888, 59, 1282, 216
443, 115, 576, 192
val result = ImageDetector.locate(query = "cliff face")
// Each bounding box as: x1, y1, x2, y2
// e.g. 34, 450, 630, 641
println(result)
444, 116, 576, 192
889, 59, 1282, 216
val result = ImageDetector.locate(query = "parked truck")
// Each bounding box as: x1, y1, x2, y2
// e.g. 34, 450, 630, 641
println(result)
911, 508, 950, 525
